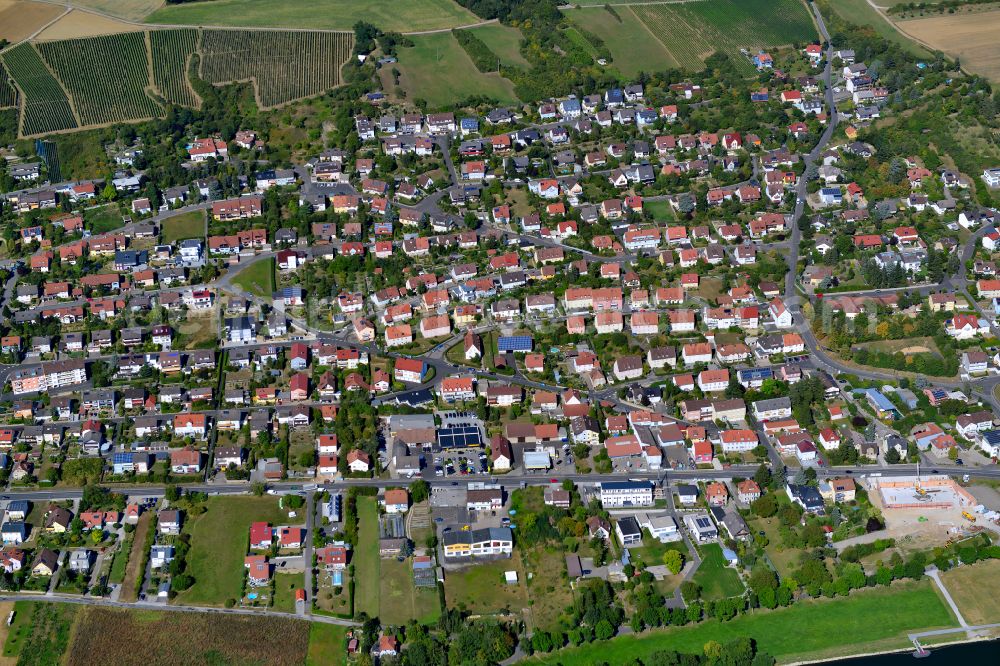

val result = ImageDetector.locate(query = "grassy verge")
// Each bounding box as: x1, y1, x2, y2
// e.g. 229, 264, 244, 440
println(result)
526, 580, 955, 665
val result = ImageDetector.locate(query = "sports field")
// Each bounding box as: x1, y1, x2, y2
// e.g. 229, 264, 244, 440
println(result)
895, 10, 1000, 83
527, 580, 957, 665
393, 32, 518, 107
146, 0, 478, 32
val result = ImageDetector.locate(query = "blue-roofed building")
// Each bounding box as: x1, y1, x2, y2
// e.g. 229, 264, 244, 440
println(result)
604, 88, 624, 107
751, 90, 769, 102
497, 335, 533, 353
559, 98, 582, 118
460, 117, 479, 135
113, 452, 134, 475
981, 430, 1000, 457
820, 187, 843, 205
5, 500, 29, 521
738, 367, 773, 389
854, 388, 900, 419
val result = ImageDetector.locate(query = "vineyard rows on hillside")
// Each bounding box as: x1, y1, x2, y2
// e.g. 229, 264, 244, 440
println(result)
0, 61, 17, 109
36, 33, 163, 127
199, 30, 353, 109
150, 28, 201, 109
1, 43, 78, 136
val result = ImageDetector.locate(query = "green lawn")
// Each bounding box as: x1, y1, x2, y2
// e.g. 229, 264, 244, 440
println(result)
528, 580, 957, 665
174, 496, 289, 607
147, 0, 479, 32
465, 23, 529, 67
272, 572, 303, 613
444, 552, 529, 615
160, 209, 205, 242
84, 205, 124, 235
692, 543, 745, 600
643, 199, 674, 222
746, 515, 801, 580
395, 32, 518, 108
379, 557, 441, 626
307, 623, 347, 666
630, 538, 687, 569
107, 534, 132, 584
354, 497, 381, 618
231, 257, 274, 298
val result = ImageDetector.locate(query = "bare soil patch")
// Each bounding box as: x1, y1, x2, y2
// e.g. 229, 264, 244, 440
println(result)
34, 10, 143, 40
0, 0, 64, 42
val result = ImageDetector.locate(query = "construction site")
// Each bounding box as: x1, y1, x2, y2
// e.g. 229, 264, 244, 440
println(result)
865, 475, 994, 548
872, 475, 977, 510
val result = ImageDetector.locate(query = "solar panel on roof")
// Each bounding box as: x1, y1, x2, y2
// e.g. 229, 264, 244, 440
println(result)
497, 336, 532, 352
437, 425, 483, 449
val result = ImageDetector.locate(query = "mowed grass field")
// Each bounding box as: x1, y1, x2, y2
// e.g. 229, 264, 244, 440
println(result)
173, 496, 290, 607
444, 550, 529, 615
393, 32, 519, 107
940, 558, 1000, 625
65, 607, 310, 666
568, 6, 680, 76
231, 257, 274, 298
306, 623, 347, 666
527, 580, 957, 665
379, 557, 441, 626
692, 543, 745, 600
354, 496, 381, 617
895, 10, 1000, 82
147, 0, 478, 32
465, 23, 529, 67
160, 209, 205, 242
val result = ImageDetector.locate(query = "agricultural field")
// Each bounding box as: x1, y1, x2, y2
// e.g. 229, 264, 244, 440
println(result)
199, 29, 353, 108
393, 32, 518, 108
146, 0, 479, 32
631, 0, 818, 74
894, 10, 1000, 83
568, 7, 680, 76
149, 28, 201, 108
173, 496, 290, 607
821, 0, 933, 59
36, 32, 162, 126
65, 607, 311, 666
0, 62, 16, 109
531, 580, 957, 665
0, 0, 64, 43
1, 42, 78, 136
34, 10, 143, 41
2, 601, 78, 666
68, 0, 164, 22
464, 23, 529, 68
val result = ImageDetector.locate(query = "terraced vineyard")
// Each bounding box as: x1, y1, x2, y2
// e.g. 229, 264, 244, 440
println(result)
1, 43, 78, 136
36, 33, 162, 126
199, 30, 353, 108
150, 28, 201, 108
633, 0, 817, 74
0, 61, 17, 109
